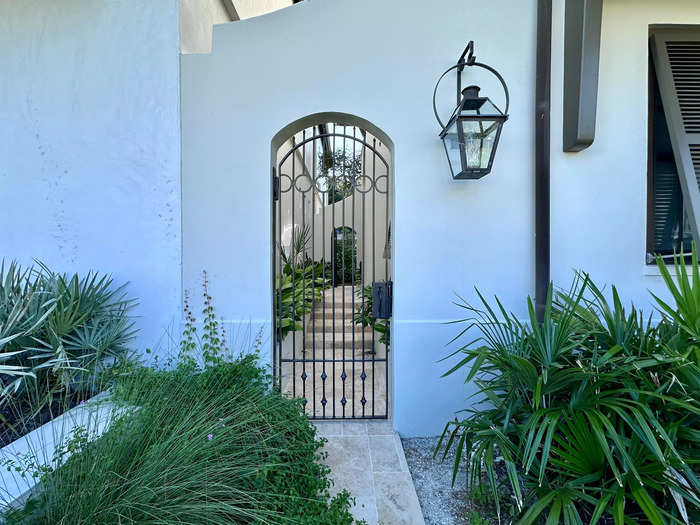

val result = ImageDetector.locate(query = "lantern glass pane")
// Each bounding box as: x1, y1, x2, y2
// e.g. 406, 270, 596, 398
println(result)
459, 97, 501, 117
442, 120, 463, 176
460, 119, 500, 169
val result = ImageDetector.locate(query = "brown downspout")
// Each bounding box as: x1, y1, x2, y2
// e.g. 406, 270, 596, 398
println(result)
535, 0, 552, 322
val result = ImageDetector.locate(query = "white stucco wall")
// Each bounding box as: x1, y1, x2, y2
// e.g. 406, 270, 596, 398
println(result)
181, 0, 537, 435
0, 0, 182, 352
550, 0, 700, 308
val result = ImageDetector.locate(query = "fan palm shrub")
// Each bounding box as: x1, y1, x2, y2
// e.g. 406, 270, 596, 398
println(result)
437, 259, 699, 524
0, 261, 135, 438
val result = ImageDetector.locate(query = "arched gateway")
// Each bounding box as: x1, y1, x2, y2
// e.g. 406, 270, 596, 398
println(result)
271, 114, 393, 419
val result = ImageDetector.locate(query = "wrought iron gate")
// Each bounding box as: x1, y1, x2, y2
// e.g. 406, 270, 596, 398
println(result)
273, 123, 392, 419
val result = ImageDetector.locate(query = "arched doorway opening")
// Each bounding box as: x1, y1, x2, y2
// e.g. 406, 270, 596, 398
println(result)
271, 114, 393, 419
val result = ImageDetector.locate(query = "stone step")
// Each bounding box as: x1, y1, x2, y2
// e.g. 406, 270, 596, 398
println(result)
311, 309, 361, 319
322, 288, 364, 298
307, 323, 372, 333
300, 339, 378, 350
314, 295, 362, 308
305, 329, 375, 341
305, 321, 357, 332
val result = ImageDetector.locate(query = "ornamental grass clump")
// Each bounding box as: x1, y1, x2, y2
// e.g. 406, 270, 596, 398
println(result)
438, 251, 700, 525
5, 358, 356, 524
3, 276, 359, 524
0, 261, 135, 445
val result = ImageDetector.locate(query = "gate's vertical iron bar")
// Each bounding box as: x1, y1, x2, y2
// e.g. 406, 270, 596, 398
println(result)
341, 126, 347, 417
384, 154, 389, 283
331, 124, 336, 418
321, 129, 327, 418
351, 126, 357, 417
277, 161, 283, 387
311, 127, 317, 417
291, 138, 297, 400
371, 138, 377, 417
384, 145, 390, 418
273, 166, 278, 386
361, 138, 367, 418
301, 129, 307, 410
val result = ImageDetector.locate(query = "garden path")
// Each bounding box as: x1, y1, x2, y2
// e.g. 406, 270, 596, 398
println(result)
315, 420, 425, 525
282, 285, 388, 418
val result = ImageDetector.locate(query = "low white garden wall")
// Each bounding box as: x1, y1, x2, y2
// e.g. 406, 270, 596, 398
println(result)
0, 394, 124, 509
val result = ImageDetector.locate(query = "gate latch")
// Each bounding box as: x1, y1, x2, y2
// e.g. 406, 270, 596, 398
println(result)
272, 167, 280, 201
372, 281, 392, 319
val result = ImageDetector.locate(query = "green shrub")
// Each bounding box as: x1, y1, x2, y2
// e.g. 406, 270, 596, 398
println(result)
0, 261, 135, 429
275, 259, 332, 341
467, 510, 490, 525
319, 149, 362, 205
437, 259, 700, 524
3, 281, 360, 524
5, 358, 358, 524
333, 229, 360, 285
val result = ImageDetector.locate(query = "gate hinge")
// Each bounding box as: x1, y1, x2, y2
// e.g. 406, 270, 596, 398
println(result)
372, 281, 393, 319
272, 168, 280, 201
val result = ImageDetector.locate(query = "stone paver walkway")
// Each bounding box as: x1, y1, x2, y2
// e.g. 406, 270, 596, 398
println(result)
315, 420, 425, 525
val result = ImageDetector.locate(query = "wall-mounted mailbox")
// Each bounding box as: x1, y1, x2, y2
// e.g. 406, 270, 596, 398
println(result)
372, 281, 393, 319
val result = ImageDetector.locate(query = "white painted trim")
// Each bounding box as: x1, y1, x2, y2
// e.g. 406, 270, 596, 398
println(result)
0, 393, 124, 508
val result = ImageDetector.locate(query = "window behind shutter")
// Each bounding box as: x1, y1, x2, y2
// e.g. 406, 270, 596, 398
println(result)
651, 29, 700, 245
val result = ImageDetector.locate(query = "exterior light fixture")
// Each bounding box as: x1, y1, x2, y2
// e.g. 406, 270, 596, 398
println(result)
433, 41, 509, 179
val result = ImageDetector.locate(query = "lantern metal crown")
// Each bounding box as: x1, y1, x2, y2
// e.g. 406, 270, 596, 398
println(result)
433, 41, 509, 179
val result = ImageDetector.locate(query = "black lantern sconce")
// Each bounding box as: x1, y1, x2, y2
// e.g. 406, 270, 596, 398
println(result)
433, 41, 509, 179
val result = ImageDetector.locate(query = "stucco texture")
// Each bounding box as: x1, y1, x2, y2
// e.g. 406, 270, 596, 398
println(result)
0, 0, 182, 352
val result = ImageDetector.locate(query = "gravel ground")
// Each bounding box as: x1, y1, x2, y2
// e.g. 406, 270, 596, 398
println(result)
401, 437, 471, 525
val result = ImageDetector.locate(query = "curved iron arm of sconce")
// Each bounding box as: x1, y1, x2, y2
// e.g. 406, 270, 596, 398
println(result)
432, 41, 510, 131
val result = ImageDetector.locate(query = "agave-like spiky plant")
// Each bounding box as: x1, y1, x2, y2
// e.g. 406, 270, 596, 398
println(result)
437, 269, 699, 524
0, 261, 137, 408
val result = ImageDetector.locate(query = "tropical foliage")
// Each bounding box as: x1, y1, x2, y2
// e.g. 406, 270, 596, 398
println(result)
437, 252, 700, 525
333, 227, 360, 285
276, 226, 332, 341
353, 285, 390, 348
319, 149, 362, 205
0, 261, 135, 408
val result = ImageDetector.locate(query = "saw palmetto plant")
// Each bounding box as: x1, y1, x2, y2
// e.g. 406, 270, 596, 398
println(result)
0, 261, 136, 413
437, 256, 699, 524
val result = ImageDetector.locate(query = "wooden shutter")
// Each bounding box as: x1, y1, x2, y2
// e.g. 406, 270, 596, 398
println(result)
651, 29, 700, 243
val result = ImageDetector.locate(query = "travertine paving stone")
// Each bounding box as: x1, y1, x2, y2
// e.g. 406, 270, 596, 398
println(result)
316, 421, 425, 525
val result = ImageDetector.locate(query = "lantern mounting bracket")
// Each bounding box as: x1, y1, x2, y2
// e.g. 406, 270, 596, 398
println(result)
457, 40, 476, 72
432, 41, 510, 130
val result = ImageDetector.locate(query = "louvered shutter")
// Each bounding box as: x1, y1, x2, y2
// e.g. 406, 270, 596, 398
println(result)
651, 30, 700, 243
